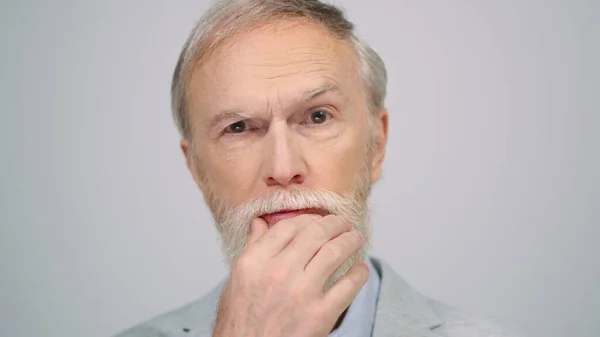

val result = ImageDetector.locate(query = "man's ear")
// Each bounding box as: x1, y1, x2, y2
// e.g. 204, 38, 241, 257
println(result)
370, 109, 389, 183
180, 138, 203, 188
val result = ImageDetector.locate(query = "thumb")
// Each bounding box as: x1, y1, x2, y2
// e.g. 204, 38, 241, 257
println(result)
248, 217, 269, 245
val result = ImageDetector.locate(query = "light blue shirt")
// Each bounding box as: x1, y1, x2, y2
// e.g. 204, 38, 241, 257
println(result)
329, 258, 380, 337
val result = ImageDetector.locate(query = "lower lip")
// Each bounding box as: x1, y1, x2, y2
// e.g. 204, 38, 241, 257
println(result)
261, 208, 320, 226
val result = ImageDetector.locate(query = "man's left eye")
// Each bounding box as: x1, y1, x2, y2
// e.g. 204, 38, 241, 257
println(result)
306, 110, 330, 124
224, 120, 248, 133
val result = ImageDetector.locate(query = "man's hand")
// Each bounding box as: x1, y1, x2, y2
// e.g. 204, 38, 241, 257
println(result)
212, 214, 368, 337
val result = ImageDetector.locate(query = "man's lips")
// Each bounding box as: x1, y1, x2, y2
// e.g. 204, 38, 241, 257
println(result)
260, 208, 325, 226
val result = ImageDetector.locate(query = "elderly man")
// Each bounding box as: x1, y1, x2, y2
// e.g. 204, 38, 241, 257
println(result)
118, 0, 516, 336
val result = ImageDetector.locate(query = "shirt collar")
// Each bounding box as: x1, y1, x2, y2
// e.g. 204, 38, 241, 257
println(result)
329, 257, 381, 337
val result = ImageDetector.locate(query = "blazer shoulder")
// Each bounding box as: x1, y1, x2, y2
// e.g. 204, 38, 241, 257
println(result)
114, 282, 224, 337
427, 298, 522, 337
369, 256, 522, 337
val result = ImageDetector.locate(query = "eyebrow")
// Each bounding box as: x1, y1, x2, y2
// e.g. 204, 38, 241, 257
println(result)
301, 83, 341, 102
207, 82, 342, 130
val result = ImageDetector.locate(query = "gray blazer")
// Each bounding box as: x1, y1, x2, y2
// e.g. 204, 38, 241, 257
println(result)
116, 257, 518, 337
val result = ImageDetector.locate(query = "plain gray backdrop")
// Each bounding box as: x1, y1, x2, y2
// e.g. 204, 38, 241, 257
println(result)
1, 0, 598, 336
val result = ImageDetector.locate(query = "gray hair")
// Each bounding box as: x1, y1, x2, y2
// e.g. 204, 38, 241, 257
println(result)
171, 0, 388, 140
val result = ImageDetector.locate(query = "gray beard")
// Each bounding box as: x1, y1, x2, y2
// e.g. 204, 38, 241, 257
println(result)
209, 186, 372, 290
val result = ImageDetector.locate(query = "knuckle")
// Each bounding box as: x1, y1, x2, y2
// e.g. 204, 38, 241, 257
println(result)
322, 214, 340, 224
339, 231, 361, 251
327, 214, 350, 231
309, 306, 330, 326
308, 214, 323, 222
280, 220, 298, 235
349, 231, 363, 245
306, 222, 327, 238
324, 244, 343, 261
233, 254, 254, 275
272, 221, 297, 241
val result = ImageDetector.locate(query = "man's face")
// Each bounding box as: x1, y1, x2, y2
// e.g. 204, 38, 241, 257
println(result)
182, 19, 387, 270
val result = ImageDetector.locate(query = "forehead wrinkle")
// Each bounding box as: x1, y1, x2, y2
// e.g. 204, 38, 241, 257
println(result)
244, 57, 336, 78
243, 47, 336, 67
257, 66, 330, 80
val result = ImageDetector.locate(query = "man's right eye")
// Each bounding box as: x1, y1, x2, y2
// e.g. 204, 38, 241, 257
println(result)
225, 121, 247, 133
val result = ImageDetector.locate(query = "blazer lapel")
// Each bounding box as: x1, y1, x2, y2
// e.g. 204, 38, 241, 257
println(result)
370, 257, 443, 337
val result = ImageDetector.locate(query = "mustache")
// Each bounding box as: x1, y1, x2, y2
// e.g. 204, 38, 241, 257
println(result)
213, 187, 363, 224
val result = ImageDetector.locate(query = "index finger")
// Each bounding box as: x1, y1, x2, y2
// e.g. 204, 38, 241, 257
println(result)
246, 214, 320, 258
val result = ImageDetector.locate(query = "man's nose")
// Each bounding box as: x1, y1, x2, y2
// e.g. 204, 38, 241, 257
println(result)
261, 124, 307, 187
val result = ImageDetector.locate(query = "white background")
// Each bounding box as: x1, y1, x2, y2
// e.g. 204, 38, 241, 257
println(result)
1, 1, 598, 336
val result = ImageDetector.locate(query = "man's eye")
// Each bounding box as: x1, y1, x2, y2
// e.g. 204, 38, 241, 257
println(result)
307, 110, 330, 124
225, 121, 247, 133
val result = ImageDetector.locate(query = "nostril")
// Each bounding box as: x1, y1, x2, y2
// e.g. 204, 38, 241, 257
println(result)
291, 174, 305, 184
265, 176, 279, 186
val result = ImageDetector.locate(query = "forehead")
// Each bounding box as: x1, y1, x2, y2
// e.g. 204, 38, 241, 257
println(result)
187, 19, 362, 116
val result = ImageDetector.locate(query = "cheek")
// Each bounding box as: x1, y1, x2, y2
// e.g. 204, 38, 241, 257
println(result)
199, 144, 261, 203
306, 132, 369, 190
